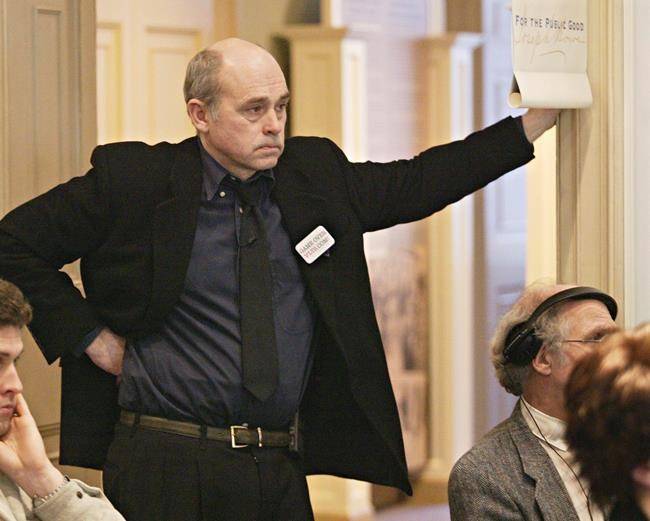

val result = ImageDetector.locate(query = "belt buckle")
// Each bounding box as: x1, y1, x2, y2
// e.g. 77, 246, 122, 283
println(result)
230, 425, 249, 448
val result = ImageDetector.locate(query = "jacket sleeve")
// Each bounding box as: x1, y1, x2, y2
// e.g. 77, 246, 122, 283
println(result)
32, 479, 125, 521
0, 146, 112, 363
448, 456, 524, 521
334, 116, 535, 232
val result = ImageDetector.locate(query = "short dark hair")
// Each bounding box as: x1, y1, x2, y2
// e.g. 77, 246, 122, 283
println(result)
565, 324, 650, 509
0, 279, 32, 328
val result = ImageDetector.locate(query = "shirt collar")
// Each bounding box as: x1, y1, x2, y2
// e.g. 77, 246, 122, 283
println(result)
520, 398, 569, 452
197, 137, 275, 200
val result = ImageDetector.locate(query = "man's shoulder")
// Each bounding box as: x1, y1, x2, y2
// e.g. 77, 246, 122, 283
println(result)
280, 136, 348, 181
283, 135, 339, 158
450, 415, 522, 481
285, 135, 333, 147
92, 137, 195, 164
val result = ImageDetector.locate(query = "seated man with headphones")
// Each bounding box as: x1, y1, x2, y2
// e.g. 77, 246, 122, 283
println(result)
448, 282, 619, 521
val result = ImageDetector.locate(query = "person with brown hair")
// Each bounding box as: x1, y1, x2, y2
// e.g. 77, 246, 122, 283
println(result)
565, 323, 650, 521
0, 279, 124, 521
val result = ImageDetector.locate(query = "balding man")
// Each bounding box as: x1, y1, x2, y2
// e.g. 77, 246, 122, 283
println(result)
448, 283, 619, 521
0, 39, 558, 520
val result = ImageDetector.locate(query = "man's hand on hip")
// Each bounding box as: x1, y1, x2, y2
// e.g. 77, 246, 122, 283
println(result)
521, 108, 561, 142
85, 328, 125, 375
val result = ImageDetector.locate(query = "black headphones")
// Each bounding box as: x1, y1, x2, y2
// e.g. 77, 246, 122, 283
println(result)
502, 286, 618, 366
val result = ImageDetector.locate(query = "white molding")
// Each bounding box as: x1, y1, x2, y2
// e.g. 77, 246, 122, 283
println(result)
341, 39, 367, 161
449, 33, 483, 140
426, 0, 446, 36
556, 0, 626, 321
421, 31, 482, 478
622, 0, 636, 326
321, 0, 343, 28
526, 126, 557, 284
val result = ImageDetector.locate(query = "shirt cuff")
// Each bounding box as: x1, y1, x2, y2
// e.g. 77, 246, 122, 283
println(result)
32, 478, 124, 520
73, 326, 104, 358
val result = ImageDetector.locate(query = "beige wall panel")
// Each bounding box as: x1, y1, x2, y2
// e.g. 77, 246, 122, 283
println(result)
557, 0, 625, 316
3, 0, 72, 428
1, 0, 96, 480
97, 0, 213, 143
213, 0, 237, 40
289, 38, 344, 144
5, 0, 37, 210
2, 0, 35, 212
34, 7, 69, 194
5, 0, 76, 207
97, 24, 123, 144
19, 334, 61, 427
145, 29, 200, 143
0, 4, 6, 215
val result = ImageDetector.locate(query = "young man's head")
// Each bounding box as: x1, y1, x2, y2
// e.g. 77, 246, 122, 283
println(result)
184, 38, 289, 181
0, 279, 31, 436
491, 282, 618, 420
566, 324, 650, 511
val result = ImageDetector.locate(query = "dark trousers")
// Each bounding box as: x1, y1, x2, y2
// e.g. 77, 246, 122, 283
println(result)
103, 423, 314, 521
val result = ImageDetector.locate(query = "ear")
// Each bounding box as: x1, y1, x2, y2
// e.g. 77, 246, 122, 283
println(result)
531, 344, 553, 376
632, 463, 650, 489
186, 99, 212, 133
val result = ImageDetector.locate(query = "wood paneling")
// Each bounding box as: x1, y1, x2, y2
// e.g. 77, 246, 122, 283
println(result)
145, 28, 200, 142
557, 0, 626, 320
97, 23, 123, 143
446, 0, 481, 32
97, 0, 213, 143
34, 7, 68, 193
0, 0, 96, 478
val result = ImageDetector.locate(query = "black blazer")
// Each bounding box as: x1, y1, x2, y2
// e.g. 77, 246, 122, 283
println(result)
0, 117, 533, 494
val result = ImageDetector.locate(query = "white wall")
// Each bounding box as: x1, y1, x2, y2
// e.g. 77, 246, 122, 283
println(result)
626, 1, 650, 325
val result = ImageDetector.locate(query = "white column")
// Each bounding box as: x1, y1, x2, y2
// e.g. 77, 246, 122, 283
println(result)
417, 32, 482, 503
624, 0, 650, 325
525, 127, 557, 284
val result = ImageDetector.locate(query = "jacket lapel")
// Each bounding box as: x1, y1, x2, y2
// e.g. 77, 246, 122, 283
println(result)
146, 138, 203, 326
510, 404, 580, 521
271, 162, 340, 338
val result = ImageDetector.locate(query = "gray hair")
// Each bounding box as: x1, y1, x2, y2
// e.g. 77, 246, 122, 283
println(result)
183, 48, 223, 115
491, 282, 573, 395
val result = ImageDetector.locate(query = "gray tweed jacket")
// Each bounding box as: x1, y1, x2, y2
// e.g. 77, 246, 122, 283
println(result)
448, 402, 579, 521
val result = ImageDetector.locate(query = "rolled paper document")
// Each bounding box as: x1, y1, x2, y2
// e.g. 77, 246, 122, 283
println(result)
509, 0, 592, 108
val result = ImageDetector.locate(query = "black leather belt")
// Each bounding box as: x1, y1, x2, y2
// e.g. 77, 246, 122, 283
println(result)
120, 410, 294, 449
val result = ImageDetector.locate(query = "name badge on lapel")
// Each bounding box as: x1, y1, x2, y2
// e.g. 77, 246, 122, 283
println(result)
295, 226, 335, 264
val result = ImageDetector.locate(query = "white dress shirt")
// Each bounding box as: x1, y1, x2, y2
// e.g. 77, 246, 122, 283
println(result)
520, 399, 606, 521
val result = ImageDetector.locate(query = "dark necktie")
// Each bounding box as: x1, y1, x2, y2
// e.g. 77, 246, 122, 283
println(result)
227, 176, 278, 402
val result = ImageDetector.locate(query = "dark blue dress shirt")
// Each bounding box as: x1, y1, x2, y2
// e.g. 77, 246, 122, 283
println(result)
116, 139, 315, 429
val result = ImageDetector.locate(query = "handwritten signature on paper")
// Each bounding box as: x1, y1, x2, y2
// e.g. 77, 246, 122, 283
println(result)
513, 11, 586, 64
